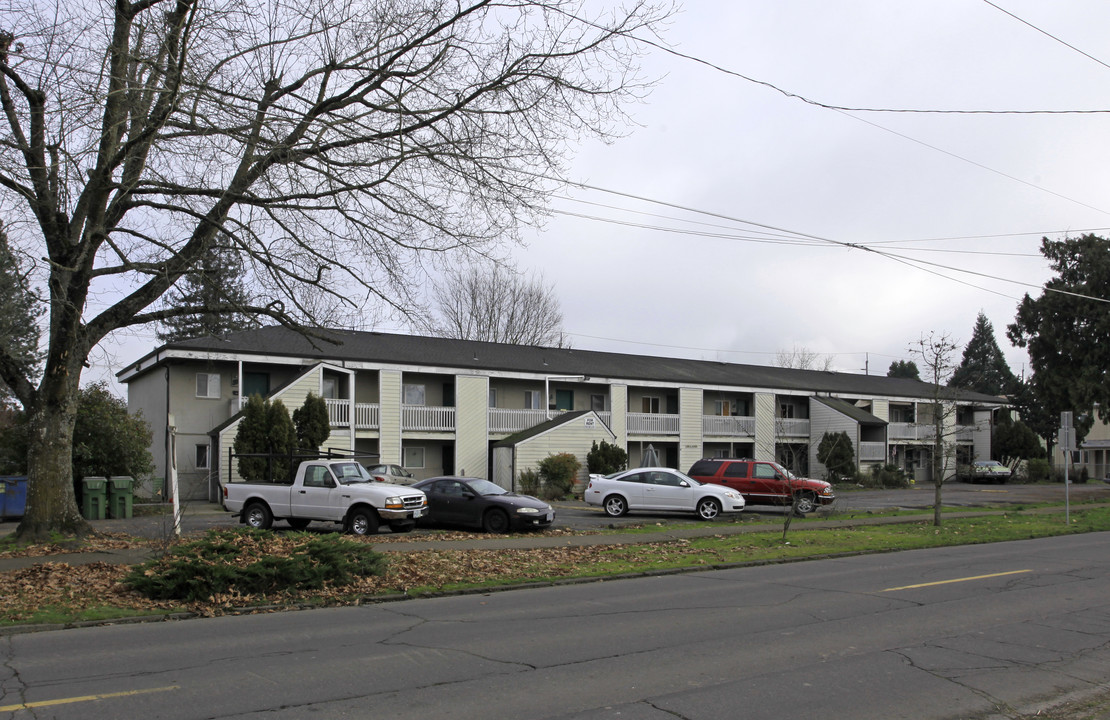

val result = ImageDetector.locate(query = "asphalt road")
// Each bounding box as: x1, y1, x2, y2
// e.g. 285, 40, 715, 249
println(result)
4, 532, 1110, 719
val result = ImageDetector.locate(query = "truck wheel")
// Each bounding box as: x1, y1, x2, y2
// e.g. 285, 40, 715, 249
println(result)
347, 508, 379, 536
482, 509, 510, 534
243, 501, 273, 530
793, 492, 816, 515
287, 518, 311, 530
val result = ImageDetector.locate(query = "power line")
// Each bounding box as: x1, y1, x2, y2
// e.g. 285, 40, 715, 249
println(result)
982, 0, 1110, 72
629, 32, 1110, 115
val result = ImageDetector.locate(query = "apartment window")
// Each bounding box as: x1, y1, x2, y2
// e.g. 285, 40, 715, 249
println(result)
590, 394, 606, 412
403, 384, 425, 405
403, 446, 425, 469
642, 396, 660, 413
196, 373, 220, 399
779, 403, 794, 419
321, 377, 338, 399
194, 444, 210, 470
489, 388, 497, 407
714, 400, 731, 416
524, 390, 542, 410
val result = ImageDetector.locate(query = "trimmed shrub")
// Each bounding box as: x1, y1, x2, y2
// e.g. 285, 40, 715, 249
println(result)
816, 431, 856, 481
1025, 458, 1052, 483
293, 392, 331, 453
538, 452, 582, 500
123, 528, 387, 602
518, 467, 541, 495
868, 463, 910, 488
586, 440, 627, 475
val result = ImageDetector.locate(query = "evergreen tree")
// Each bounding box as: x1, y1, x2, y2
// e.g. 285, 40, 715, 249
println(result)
950, 312, 1018, 396
157, 242, 255, 342
72, 383, 154, 479
0, 224, 41, 403
1008, 234, 1110, 433
293, 393, 331, 453
233, 396, 297, 482
887, 360, 920, 380
816, 431, 855, 481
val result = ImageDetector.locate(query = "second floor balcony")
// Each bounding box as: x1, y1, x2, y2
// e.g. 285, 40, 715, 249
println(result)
702, 415, 756, 437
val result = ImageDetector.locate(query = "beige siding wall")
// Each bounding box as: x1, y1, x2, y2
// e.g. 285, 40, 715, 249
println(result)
455, 374, 490, 478
972, 410, 992, 462
808, 400, 860, 479
610, 384, 628, 446
489, 378, 544, 409
679, 387, 704, 472
871, 399, 890, 422
127, 370, 168, 485
513, 413, 615, 490
379, 370, 402, 465
753, 392, 776, 460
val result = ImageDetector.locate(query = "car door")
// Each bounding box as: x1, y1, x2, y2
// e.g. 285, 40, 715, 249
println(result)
295, 464, 342, 520
612, 471, 648, 509
750, 462, 789, 503
642, 470, 693, 511
425, 479, 474, 526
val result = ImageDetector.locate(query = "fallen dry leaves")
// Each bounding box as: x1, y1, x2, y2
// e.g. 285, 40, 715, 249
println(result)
0, 529, 696, 623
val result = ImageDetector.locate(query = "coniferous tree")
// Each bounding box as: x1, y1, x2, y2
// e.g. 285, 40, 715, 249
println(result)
887, 360, 920, 380
0, 224, 41, 404
157, 242, 255, 342
293, 393, 330, 454
950, 312, 1019, 397
233, 396, 297, 482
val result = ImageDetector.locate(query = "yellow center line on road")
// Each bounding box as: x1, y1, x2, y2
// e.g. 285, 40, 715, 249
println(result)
882, 569, 1032, 592
0, 685, 178, 712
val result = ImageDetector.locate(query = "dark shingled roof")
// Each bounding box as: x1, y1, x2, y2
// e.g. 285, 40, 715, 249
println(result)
127, 325, 1007, 405
812, 396, 887, 426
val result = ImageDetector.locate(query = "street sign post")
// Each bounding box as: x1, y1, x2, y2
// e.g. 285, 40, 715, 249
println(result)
1060, 412, 1074, 524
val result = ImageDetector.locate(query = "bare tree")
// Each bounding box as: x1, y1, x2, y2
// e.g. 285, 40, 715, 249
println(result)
424, 263, 567, 346
0, 0, 672, 539
910, 332, 960, 527
774, 345, 834, 371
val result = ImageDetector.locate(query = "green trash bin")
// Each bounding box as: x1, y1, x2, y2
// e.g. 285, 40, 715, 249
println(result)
81, 476, 107, 520
108, 476, 134, 519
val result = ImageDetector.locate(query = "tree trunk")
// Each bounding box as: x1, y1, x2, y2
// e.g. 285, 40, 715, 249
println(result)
15, 372, 93, 541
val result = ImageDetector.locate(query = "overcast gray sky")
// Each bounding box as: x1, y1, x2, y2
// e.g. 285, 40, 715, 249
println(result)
97, 0, 1110, 387
509, 0, 1110, 377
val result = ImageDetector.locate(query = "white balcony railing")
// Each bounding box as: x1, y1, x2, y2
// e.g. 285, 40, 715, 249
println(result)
888, 422, 934, 441
325, 399, 380, 429
702, 415, 756, 437
403, 404, 455, 431
859, 441, 886, 461
489, 408, 551, 433
627, 412, 680, 435
776, 418, 810, 437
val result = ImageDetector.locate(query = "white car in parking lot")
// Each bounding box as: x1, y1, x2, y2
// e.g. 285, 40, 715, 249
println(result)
584, 467, 745, 520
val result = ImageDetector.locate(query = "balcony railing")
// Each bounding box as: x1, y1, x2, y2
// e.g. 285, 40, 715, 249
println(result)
326, 399, 380, 429
859, 441, 886, 462
402, 404, 455, 431
889, 422, 934, 441
489, 408, 550, 433
627, 412, 680, 435
702, 415, 756, 437
775, 418, 810, 437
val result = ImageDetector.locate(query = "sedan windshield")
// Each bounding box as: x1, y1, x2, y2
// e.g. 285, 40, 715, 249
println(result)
466, 479, 507, 496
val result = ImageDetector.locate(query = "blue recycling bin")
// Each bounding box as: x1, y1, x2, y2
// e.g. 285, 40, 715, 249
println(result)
0, 476, 28, 520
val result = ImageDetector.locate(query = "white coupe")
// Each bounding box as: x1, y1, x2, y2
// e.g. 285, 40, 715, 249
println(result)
584, 467, 746, 520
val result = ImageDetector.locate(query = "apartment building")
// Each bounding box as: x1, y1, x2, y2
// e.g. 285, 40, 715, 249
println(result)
118, 326, 1008, 501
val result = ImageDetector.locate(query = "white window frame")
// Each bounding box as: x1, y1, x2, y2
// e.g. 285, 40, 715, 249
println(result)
780, 403, 795, 419
403, 383, 426, 406
195, 443, 210, 470
714, 400, 731, 416
489, 388, 497, 408
403, 446, 425, 469
590, 394, 606, 412
642, 396, 660, 414
524, 390, 542, 410
196, 373, 221, 399
321, 377, 338, 399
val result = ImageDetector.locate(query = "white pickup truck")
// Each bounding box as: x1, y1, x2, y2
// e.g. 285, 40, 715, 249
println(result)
221, 458, 428, 535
